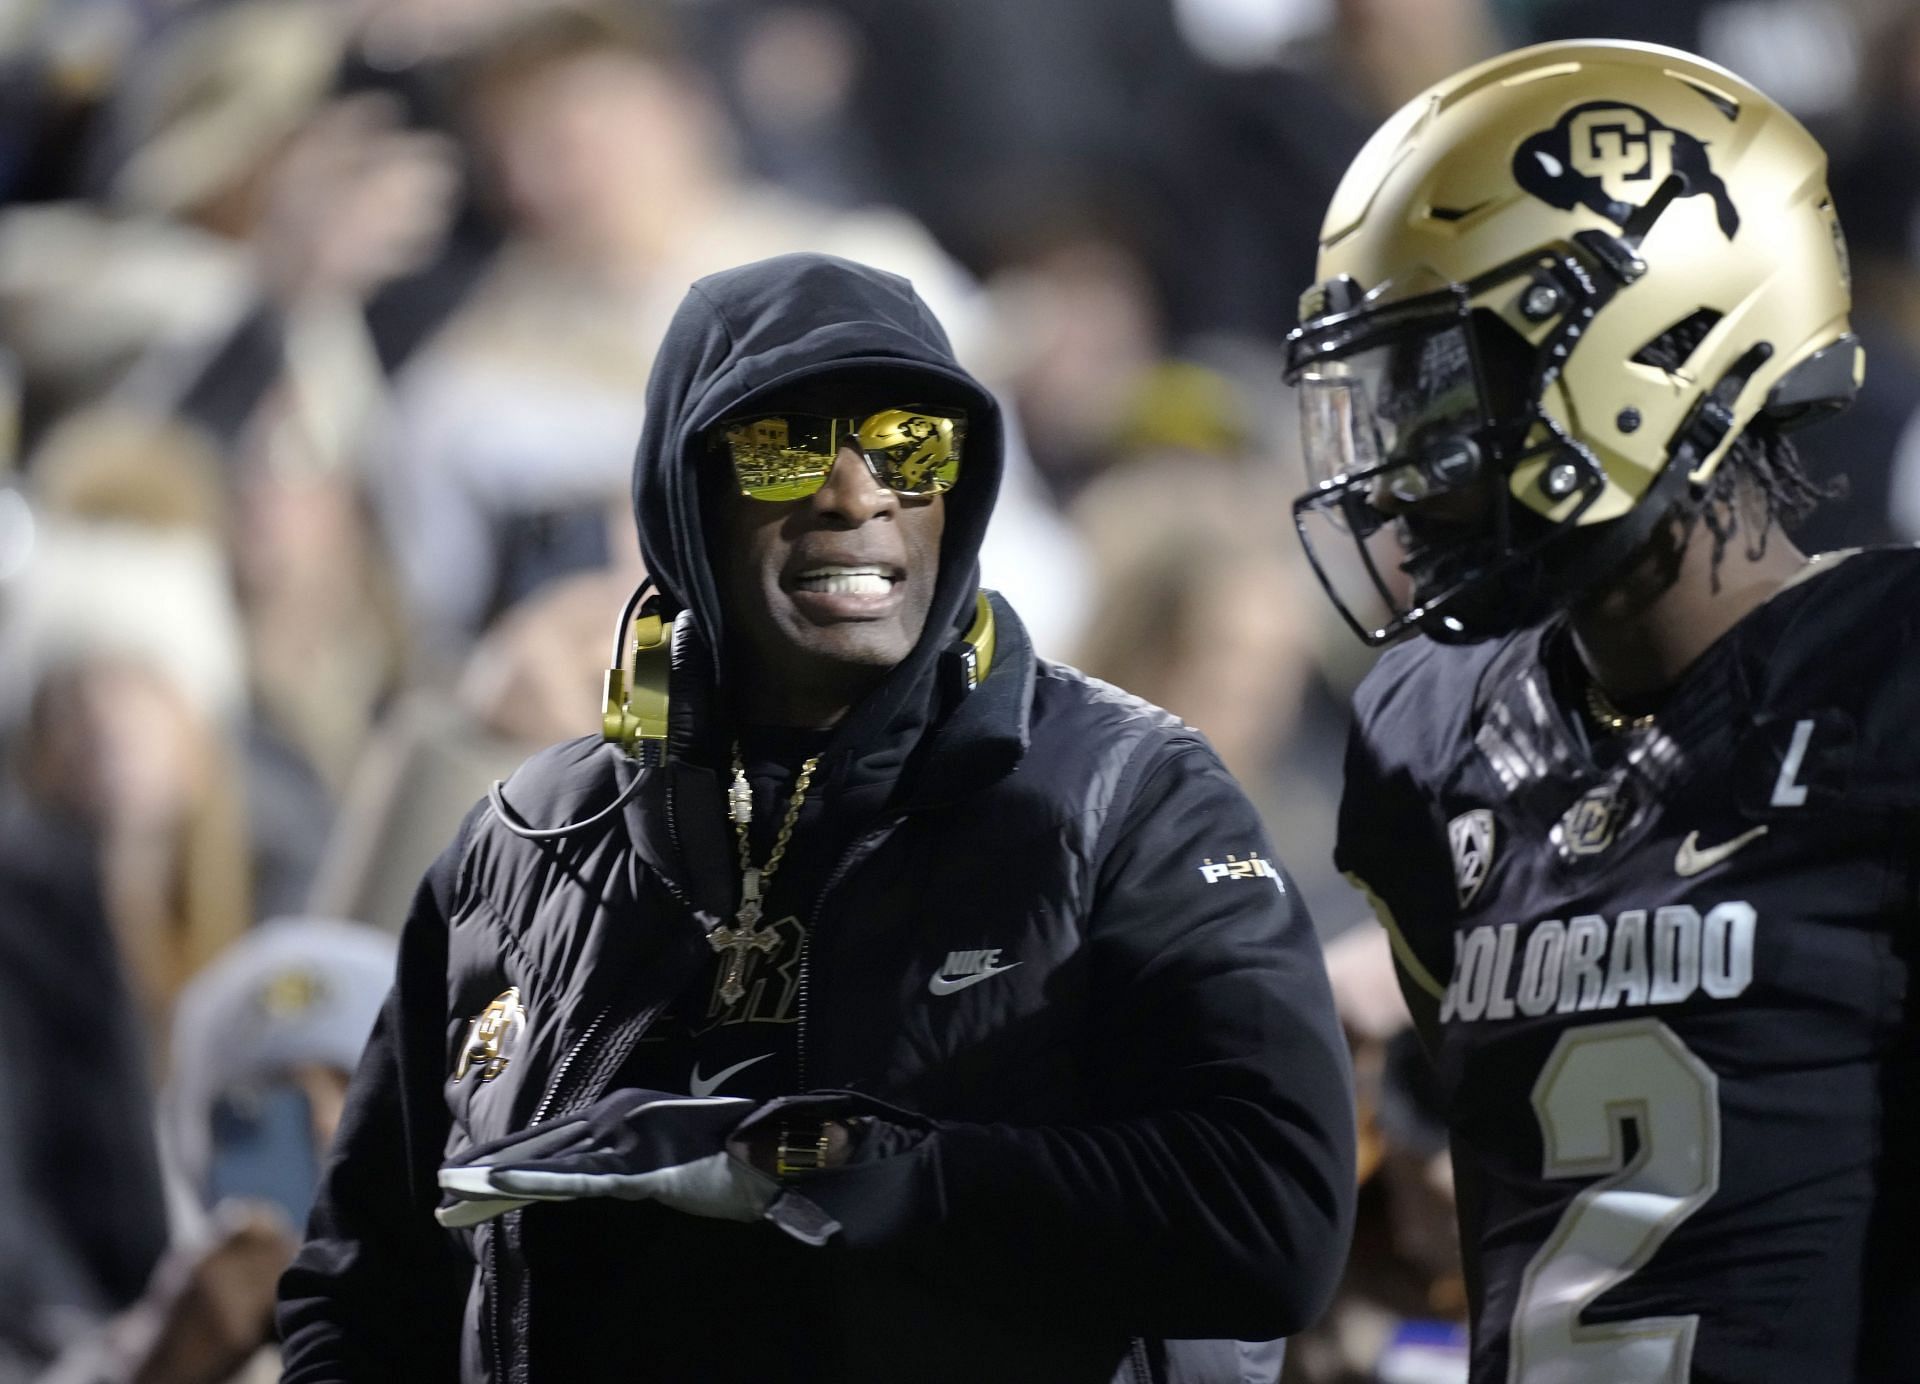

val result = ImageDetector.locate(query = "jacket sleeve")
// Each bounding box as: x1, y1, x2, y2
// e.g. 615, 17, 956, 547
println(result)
276, 823, 475, 1381
793, 741, 1356, 1340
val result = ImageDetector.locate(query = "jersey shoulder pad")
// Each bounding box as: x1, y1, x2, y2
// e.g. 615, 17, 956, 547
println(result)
1738, 546, 1920, 811
1341, 635, 1524, 1002
1349, 630, 1516, 790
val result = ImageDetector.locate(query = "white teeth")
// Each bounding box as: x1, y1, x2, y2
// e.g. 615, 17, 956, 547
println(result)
795, 565, 892, 595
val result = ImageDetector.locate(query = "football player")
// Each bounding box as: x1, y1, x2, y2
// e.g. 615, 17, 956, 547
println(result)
1286, 39, 1917, 1384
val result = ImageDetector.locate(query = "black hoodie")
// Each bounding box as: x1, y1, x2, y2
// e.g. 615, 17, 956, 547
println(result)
280, 254, 1355, 1384
633, 253, 1002, 781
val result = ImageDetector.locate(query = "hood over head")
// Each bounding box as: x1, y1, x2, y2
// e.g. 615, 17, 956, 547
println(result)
631, 253, 1004, 766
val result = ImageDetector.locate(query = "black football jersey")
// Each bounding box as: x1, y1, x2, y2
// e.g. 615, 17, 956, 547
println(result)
1337, 548, 1919, 1384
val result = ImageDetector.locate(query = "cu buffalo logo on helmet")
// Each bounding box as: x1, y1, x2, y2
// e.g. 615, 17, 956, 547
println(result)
1513, 102, 1739, 239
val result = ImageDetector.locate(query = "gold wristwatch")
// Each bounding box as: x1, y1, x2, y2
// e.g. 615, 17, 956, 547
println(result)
774, 1119, 833, 1178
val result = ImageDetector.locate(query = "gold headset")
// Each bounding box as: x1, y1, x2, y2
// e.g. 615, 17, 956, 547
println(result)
600, 581, 997, 756
488, 582, 997, 840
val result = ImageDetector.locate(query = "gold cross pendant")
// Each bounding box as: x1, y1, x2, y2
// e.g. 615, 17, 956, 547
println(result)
710, 868, 780, 1006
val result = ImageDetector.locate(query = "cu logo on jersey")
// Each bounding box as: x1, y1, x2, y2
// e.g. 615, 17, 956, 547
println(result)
1551, 782, 1629, 861
1447, 809, 1496, 909
1513, 101, 1740, 240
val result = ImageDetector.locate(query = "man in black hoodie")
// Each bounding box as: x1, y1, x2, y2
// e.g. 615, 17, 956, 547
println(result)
277, 252, 1354, 1383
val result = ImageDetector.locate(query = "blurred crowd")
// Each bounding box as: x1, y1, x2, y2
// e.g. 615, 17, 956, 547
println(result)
1, 0, 1916, 1379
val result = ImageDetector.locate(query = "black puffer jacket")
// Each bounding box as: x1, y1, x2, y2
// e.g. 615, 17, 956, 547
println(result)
278, 254, 1354, 1384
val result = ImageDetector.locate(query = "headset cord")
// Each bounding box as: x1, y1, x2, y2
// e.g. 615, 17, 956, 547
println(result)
487, 575, 660, 841
487, 760, 650, 841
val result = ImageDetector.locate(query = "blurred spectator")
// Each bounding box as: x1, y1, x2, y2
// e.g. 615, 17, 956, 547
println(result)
1832, 3, 1920, 328
0, 411, 253, 1032
230, 389, 408, 799
0, 741, 169, 1374
0, 0, 459, 463
0, 0, 336, 429
695, 3, 886, 208
1828, 3, 1920, 548
1326, 0, 1502, 118
1282, 927, 1466, 1384
35, 917, 395, 1384
783, 0, 1200, 275
27, 405, 227, 535
0, 0, 139, 207
162, 919, 394, 1251
1146, 64, 1372, 345
986, 228, 1169, 501
1072, 454, 1311, 774
373, 3, 1083, 670
1070, 443, 1367, 937
944, 11, 1373, 389
306, 565, 633, 931
1518, 0, 1863, 129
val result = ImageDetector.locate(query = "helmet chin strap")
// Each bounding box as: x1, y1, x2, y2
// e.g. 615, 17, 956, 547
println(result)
1542, 448, 1701, 611
1525, 333, 1780, 627
1416, 440, 1701, 644
1418, 320, 1768, 645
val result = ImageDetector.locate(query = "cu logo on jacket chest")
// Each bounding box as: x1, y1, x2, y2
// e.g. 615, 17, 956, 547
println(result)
455, 987, 526, 1082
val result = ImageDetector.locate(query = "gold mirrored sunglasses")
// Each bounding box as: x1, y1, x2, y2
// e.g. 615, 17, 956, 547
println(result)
711, 407, 965, 501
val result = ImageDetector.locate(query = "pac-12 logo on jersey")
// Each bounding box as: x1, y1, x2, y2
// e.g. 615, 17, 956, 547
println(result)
1447, 810, 1496, 908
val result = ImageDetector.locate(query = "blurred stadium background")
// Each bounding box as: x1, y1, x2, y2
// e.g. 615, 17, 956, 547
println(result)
0, 0, 1914, 1379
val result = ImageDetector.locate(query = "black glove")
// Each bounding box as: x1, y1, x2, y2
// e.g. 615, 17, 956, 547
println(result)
436, 1090, 775, 1228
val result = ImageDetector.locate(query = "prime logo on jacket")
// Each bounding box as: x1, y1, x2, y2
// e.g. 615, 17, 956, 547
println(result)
1197, 853, 1281, 886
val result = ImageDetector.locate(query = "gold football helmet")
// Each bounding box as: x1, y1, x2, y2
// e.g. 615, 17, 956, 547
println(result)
1286, 40, 1861, 645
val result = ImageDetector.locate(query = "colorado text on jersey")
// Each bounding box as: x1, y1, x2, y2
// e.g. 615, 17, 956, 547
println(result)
1436, 903, 1754, 1024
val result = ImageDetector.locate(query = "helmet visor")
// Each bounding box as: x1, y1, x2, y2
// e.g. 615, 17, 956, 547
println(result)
1296, 321, 1484, 501
1292, 316, 1495, 642
1287, 297, 1606, 644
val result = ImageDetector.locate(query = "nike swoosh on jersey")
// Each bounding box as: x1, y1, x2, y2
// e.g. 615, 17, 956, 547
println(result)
1674, 825, 1769, 877
689, 1052, 773, 1097
927, 962, 1021, 996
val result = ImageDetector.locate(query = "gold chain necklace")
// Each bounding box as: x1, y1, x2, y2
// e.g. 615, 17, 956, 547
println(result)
708, 744, 819, 1007
1583, 680, 1656, 735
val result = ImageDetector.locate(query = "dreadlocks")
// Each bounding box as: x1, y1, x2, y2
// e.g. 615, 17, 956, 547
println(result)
1635, 322, 1842, 589
1686, 425, 1840, 589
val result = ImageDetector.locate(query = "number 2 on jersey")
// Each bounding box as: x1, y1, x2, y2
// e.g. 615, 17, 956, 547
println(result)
1509, 1018, 1721, 1383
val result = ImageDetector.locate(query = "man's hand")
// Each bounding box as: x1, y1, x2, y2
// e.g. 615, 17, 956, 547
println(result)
436, 1091, 777, 1228
131, 1202, 300, 1384
254, 92, 459, 306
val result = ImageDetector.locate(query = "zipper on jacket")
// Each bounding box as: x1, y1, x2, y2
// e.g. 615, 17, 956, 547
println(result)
795, 820, 900, 1090
490, 757, 701, 1382
532, 1002, 612, 1125
1128, 1336, 1152, 1384
530, 777, 701, 1128
487, 1212, 536, 1384
486, 1228, 505, 1381
482, 945, 613, 1381
495, 946, 663, 1376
